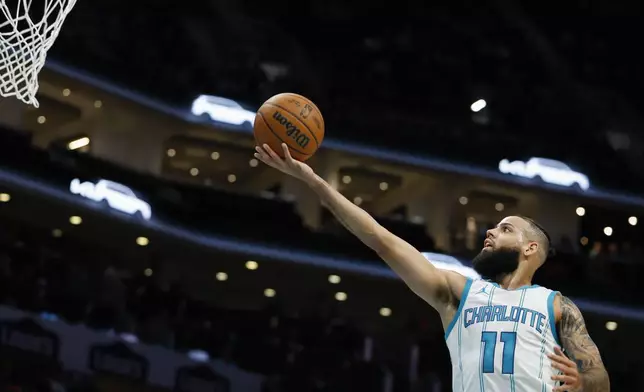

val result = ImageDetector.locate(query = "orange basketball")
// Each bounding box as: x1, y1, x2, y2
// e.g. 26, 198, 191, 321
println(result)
254, 93, 325, 161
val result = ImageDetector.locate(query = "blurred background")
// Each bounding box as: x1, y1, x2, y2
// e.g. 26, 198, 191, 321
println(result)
0, 0, 643, 391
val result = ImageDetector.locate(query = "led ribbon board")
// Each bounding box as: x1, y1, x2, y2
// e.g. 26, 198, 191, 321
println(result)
70, 179, 152, 220
498, 157, 590, 191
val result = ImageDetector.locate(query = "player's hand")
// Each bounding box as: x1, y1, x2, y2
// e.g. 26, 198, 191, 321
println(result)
254, 143, 315, 182
549, 347, 582, 391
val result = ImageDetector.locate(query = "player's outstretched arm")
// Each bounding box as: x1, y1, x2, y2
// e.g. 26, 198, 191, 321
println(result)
556, 295, 610, 392
254, 143, 466, 312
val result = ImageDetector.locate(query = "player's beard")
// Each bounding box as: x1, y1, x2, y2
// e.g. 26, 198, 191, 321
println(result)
472, 247, 520, 281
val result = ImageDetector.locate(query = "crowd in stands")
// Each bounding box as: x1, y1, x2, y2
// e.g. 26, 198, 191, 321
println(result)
0, 126, 643, 309
0, 133, 641, 390
0, 218, 433, 392
0, 201, 640, 391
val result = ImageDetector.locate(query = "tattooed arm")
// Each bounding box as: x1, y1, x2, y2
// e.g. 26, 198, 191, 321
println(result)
556, 295, 610, 391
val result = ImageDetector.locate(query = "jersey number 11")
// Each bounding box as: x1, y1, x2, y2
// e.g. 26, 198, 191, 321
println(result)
481, 331, 517, 375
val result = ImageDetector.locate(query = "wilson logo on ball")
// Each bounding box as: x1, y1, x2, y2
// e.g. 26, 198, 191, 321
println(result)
273, 111, 311, 148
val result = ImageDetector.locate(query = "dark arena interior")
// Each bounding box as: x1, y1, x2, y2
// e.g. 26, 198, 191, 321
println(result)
0, 0, 642, 391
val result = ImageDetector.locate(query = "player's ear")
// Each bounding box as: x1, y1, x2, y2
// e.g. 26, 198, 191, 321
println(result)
524, 241, 539, 256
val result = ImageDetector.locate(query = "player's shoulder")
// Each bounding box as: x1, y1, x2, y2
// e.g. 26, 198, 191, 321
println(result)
442, 270, 471, 300
551, 291, 581, 323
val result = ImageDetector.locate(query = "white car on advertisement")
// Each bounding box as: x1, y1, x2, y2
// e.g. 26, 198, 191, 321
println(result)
498, 157, 590, 191
191, 95, 255, 127
69, 179, 152, 220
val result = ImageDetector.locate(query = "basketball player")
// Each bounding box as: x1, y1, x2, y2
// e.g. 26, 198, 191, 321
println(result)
255, 143, 610, 392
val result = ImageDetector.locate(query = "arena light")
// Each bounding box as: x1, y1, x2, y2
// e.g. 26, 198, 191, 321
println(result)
328, 274, 341, 284
117, 333, 139, 344
605, 321, 618, 331
227, 174, 237, 183
190, 168, 199, 176
62, 88, 71, 96
67, 137, 90, 150
335, 292, 347, 301
470, 99, 487, 112
0, 193, 10, 202
495, 202, 504, 212
629, 216, 638, 226
353, 196, 363, 205
144, 268, 153, 277
379, 307, 392, 317
342, 175, 352, 184
379, 182, 389, 191
576, 207, 586, 217
52, 229, 63, 238
136, 236, 149, 246
37, 115, 46, 124
249, 158, 259, 167
215, 272, 228, 281
94, 100, 102, 108
69, 215, 82, 225
167, 149, 176, 157
187, 350, 210, 362
580, 237, 588, 246
459, 196, 468, 205
264, 288, 276, 298
210, 151, 220, 160
245, 260, 259, 270
603, 227, 613, 236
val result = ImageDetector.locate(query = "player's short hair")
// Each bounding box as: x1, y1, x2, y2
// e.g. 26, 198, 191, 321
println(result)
518, 216, 555, 260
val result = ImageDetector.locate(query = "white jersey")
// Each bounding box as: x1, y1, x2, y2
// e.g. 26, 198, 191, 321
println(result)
445, 279, 561, 392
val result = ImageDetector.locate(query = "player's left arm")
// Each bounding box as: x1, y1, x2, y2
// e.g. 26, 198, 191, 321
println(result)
555, 294, 610, 392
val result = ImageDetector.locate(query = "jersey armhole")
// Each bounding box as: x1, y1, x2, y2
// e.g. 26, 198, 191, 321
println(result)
444, 278, 473, 340
548, 290, 562, 347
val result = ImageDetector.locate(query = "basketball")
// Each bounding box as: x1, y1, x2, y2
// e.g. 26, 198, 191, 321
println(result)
254, 93, 325, 161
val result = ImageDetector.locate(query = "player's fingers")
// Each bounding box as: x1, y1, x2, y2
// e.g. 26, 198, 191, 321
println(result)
553, 347, 576, 366
253, 152, 279, 169
548, 354, 577, 370
548, 353, 574, 366
281, 143, 294, 162
254, 146, 283, 168
255, 145, 269, 158
263, 144, 285, 164
551, 374, 577, 384
551, 361, 575, 376
555, 348, 577, 366
260, 143, 276, 158
254, 147, 273, 164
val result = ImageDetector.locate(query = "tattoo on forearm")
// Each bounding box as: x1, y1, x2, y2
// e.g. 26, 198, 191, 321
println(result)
558, 295, 610, 391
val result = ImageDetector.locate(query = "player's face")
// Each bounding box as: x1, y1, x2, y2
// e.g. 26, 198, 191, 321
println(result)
472, 217, 530, 280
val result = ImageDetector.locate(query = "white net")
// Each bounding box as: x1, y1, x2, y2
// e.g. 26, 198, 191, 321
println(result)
0, 0, 77, 107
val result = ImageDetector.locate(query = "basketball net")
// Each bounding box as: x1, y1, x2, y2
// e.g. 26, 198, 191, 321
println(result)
0, 0, 78, 108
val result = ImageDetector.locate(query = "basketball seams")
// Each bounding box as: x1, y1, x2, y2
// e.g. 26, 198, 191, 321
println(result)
262, 102, 322, 147
256, 111, 310, 157
267, 93, 324, 125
